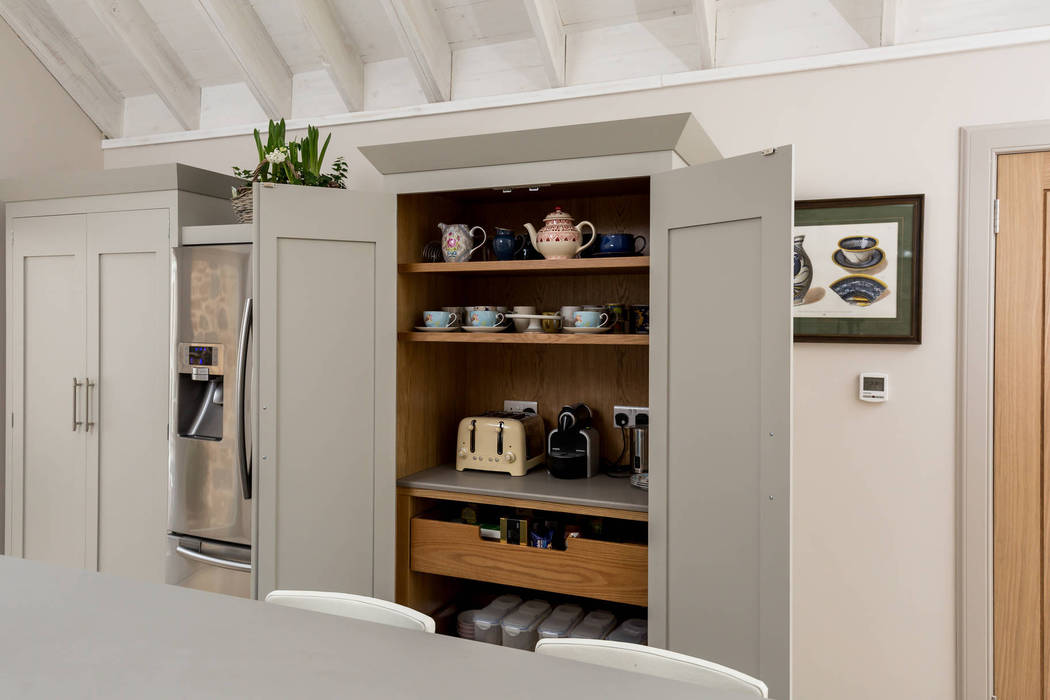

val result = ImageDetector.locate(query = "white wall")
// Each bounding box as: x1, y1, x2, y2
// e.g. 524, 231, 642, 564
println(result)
0, 18, 102, 178
102, 40, 1050, 700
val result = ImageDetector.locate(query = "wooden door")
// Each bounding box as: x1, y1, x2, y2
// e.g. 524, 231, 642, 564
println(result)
254, 184, 396, 600
85, 209, 171, 582
6, 214, 87, 567
650, 148, 794, 699
993, 150, 1050, 700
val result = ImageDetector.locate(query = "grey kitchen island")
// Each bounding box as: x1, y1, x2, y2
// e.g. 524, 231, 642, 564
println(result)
0, 556, 763, 699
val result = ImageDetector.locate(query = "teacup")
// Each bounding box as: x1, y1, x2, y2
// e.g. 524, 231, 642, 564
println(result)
424, 310, 457, 328
837, 236, 880, 265
599, 233, 646, 255
541, 311, 562, 333
512, 305, 537, 332
573, 310, 609, 328
442, 306, 465, 326
469, 310, 505, 327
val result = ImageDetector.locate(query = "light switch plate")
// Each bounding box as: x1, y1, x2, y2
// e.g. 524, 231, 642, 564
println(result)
613, 405, 649, 427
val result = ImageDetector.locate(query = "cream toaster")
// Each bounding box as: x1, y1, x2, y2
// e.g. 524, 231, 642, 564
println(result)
456, 411, 545, 476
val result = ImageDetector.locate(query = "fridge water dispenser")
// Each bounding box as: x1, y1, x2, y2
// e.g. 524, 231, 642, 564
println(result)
176, 342, 224, 440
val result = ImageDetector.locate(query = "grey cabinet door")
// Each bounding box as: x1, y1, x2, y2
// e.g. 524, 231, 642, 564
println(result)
254, 184, 396, 601
7, 215, 88, 567
649, 147, 793, 699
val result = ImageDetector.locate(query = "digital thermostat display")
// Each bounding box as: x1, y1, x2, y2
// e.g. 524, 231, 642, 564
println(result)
859, 372, 888, 402
188, 345, 214, 366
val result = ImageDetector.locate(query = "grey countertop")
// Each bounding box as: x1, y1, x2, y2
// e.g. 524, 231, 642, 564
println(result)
398, 465, 648, 513
0, 556, 760, 699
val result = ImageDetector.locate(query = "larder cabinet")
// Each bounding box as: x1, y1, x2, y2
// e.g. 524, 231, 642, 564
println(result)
3, 165, 241, 582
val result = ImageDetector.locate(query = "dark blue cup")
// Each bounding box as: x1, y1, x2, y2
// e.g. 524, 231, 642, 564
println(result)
599, 233, 646, 256
492, 227, 526, 261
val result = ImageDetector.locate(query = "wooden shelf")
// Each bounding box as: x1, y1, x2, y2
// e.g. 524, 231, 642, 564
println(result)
399, 331, 648, 346
398, 257, 649, 276
398, 465, 647, 521
410, 516, 647, 606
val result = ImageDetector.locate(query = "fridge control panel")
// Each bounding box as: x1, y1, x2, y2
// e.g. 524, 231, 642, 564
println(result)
178, 342, 224, 375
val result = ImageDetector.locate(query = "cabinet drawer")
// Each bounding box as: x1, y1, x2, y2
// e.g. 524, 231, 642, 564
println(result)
410, 516, 647, 606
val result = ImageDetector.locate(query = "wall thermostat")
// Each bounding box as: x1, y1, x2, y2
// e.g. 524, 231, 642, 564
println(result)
859, 372, 888, 402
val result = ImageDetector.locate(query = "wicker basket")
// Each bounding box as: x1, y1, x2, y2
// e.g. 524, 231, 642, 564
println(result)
231, 186, 254, 223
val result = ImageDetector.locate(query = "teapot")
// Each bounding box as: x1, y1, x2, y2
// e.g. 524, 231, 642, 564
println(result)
524, 207, 596, 260
438, 223, 487, 263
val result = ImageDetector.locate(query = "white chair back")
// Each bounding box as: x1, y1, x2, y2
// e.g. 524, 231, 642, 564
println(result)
534, 638, 768, 697
264, 590, 436, 633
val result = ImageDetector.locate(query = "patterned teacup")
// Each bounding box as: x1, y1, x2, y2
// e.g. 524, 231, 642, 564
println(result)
573, 310, 609, 328
424, 310, 457, 328
469, 310, 505, 327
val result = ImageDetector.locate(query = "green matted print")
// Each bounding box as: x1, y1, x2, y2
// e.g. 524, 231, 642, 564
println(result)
792, 195, 924, 343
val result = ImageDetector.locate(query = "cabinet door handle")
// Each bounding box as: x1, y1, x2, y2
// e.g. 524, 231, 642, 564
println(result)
72, 378, 83, 431
85, 379, 96, 431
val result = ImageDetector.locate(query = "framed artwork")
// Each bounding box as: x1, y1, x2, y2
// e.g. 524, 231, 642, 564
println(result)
793, 194, 924, 343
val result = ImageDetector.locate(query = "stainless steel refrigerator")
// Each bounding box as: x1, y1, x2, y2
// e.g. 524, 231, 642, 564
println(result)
166, 244, 253, 597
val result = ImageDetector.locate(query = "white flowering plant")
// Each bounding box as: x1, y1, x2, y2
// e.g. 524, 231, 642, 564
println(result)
232, 119, 347, 191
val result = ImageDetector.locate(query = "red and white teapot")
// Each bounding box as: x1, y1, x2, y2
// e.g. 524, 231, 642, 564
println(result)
524, 207, 596, 260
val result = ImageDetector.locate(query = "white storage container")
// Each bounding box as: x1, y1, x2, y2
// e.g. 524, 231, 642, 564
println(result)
501, 600, 552, 651
570, 610, 617, 639
606, 618, 648, 644
472, 595, 523, 645
537, 604, 585, 640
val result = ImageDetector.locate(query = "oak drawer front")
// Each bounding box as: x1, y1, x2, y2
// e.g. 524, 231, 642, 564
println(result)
410, 517, 647, 606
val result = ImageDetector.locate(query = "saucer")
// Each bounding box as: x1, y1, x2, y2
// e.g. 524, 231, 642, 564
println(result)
832, 248, 884, 270
414, 326, 459, 332
562, 326, 612, 334
461, 325, 509, 332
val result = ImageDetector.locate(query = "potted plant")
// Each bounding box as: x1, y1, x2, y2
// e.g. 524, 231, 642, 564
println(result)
231, 119, 349, 223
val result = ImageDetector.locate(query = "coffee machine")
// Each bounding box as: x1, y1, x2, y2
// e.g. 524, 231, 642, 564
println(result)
547, 403, 600, 479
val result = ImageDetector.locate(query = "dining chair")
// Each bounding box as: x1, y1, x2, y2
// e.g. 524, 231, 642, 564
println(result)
534, 638, 768, 697
264, 590, 436, 633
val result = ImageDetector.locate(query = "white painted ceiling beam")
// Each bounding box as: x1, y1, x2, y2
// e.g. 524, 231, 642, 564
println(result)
0, 0, 124, 137
691, 0, 717, 69
195, 0, 292, 119
523, 0, 565, 87
296, 0, 364, 112
379, 0, 452, 102
881, 0, 898, 45
87, 0, 200, 130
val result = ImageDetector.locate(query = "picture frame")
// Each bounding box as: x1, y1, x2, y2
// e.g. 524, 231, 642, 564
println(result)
793, 194, 924, 344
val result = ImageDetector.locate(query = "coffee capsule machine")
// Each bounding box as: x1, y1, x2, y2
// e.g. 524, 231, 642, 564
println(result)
547, 403, 600, 479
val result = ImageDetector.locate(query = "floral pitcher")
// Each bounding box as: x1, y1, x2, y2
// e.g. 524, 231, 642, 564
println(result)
438, 223, 487, 263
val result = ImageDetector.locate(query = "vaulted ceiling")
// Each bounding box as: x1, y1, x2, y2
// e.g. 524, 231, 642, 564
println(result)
3, 0, 1049, 140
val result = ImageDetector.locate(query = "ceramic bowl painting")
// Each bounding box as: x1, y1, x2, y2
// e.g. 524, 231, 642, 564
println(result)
829, 275, 888, 306
837, 236, 880, 265
792, 235, 812, 305
832, 247, 885, 270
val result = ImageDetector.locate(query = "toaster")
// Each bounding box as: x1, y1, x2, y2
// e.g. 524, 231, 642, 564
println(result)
456, 411, 546, 476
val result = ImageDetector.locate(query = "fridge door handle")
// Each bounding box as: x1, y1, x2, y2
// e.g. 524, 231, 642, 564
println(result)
72, 378, 83, 431
175, 545, 251, 572
85, 379, 96, 431
235, 297, 253, 500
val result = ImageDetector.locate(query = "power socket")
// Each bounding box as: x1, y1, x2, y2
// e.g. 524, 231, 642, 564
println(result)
504, 400, 538, 415
613, 405, 649, 428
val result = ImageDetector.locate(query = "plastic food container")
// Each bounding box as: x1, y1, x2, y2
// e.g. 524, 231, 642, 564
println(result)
606, 618, 648, 645
472, 595, 523, 645
570, 610, 617, 640
500, 599, 552, 651
537, 604, 585, 640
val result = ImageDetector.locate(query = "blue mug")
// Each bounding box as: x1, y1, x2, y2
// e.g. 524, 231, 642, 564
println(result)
468, 310, 505, 327
491, 227, 526, 261
599, 233, 646, 255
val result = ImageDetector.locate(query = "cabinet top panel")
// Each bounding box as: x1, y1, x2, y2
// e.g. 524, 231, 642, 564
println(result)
0, 164, 243, 204
359, 114, 719, 175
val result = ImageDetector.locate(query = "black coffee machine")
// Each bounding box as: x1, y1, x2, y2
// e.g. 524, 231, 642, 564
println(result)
547, 403, 600, 479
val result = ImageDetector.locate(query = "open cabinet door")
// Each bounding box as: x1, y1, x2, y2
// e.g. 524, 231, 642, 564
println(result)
649, 147, 793, 699
254, 184, 396, 601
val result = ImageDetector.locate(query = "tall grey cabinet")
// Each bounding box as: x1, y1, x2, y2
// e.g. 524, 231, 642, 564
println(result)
2, 165, 241, 583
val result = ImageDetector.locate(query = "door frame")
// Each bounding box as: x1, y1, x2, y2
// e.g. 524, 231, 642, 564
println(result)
958, 120, 1050, 700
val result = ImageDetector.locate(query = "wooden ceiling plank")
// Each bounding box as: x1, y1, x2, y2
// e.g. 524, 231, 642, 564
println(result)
295, 0, 364, 112
195, 0, 292, 119
378, 0, 451, 102
87, 0, 200, 130
523, 0, 565, 87
0, 0, 124, 137
690, 0, 716, 69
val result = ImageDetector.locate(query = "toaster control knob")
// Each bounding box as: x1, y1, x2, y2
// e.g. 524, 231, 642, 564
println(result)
504, 452, 516, 464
